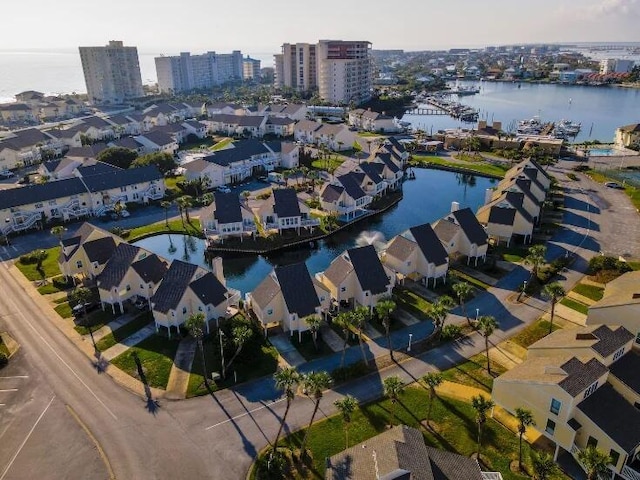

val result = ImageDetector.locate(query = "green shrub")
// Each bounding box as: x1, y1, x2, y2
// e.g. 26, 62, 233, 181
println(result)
441, 324, 463, 341
19, 252, 38, 264
588, 256, 632, 275
0, 351, 8, 367
332, 360, 371, 383
110, 226, 130, 238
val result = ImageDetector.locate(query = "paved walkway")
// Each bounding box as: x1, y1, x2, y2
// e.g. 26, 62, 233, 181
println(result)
165, 338, 197, 400
268, 334, 306, 367
453, 265, 499, 287
320, 325, 344, 352
363, 322, 382, 340
91, 313, 137, 342
404, 280, 439, 302
566, 291, 596, 306
552, 304, 587, 326
394, 307, 420, 326
102, 324, 156, 361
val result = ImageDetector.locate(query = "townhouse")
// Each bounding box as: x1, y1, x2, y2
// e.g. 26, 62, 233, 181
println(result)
292, 120, 357, 151
200, 191, 256, 242
134, 131, 179, 155
493, 325, 640, 479
150, 258, 241, 336
58, 222, 121, 279
432, 205, 488, 265
106, 114, 143, 136
206, 114, 268, 138
108, 136, 145, 155
246, 262, 330, 339
319, 173, 373, 220
348, 108, 400, 133
316, 245, 395, 311
0, 128, 64, 170
374, 137, 409, 168
381, 223, 449, 287
0, 103, 37, 124
97, 243, 169, 314
141, 103, 193, 127
257, 188, 319, 234
205, 102, 245, 117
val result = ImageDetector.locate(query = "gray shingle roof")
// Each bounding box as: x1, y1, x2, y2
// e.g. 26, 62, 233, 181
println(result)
66, 143, 108, 159
558, 357, 608, 396
189, 272, 227, 307
140, 130, 175, 147
97, 243, 140, 290
609, 350, 640, 395
109, 137, 144, 150
83, 236, 117, 265
80, 165, 161, 193
321, 184, 344, 203
0, 177, 88, 210
131, 254, 168, 284
451, 207, 487, 246
250, 274, 281, 310
359, 162, 384, 185
347, 245, 390, 295
323, 255, 354, 287
408, 224, 449, 266
426, 447, 483, 480
578, 383, 640, 453
273, 188, 301, 218
488, 206, 517, 226
275, 263, 320, 318
202, 140, 269, 167
213, 192, 243, 224
0, 128, 53, 150
589, 325, 635, 357
77, 162, 122, 177
337, 173, 367, 200
150, 260, 199, 313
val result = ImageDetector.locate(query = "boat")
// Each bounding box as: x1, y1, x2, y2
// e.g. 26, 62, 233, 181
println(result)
447, 81, 480, 96
556, 119, 581, 135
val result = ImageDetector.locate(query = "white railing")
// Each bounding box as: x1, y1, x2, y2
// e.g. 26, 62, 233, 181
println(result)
621, 465, 640, 480
226, 289, 241, 306
481, 473, 504, 480
60, 199, 89, 219
301, 218, 320, 227
11, 211, 41, 232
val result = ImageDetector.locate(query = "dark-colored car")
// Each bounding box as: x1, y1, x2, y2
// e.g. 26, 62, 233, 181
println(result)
605, 182, 624, 189
72, 301, 98, 316
134, 298, 149, 311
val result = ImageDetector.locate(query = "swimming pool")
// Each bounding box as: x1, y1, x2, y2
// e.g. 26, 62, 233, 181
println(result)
588, 148, 618, 156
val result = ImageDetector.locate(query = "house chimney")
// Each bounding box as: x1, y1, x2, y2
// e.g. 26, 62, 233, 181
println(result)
451, 201, 460, 212
478, 120, 487, 130
484, 188, 493, 204
211, 256, 226, 287
492, 121, 502, 131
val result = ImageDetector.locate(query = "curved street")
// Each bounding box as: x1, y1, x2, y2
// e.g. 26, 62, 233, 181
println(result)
1, 160, 639, 479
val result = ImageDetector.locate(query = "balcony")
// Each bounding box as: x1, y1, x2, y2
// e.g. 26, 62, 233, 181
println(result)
621, 465, 640, 480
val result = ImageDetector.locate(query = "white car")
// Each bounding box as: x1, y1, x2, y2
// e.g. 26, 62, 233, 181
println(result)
0, 171, 14, 179
216, 186, 231, 193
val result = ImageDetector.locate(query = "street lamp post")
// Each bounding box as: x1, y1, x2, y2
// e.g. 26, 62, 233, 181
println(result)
475, 308, 480, 322
219, 330, 225, 379
407, 333, 413, 352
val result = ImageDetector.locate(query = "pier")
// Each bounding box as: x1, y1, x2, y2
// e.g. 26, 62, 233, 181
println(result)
405, 107, 449, 115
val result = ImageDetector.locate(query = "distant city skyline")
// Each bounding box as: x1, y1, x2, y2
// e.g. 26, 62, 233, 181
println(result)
2, 0, 639, 54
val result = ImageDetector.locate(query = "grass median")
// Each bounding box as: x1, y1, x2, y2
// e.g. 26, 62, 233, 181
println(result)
15, 246, 61, 281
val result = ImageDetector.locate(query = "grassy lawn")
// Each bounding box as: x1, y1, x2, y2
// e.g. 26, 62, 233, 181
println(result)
311, 157, 344, 172
210, 137, 233, 151
15, 246, 62, 281
440, 353, 507, 393
127, 218, 202, 241
36, 275, 74, 295
187, 317, 279, 397
491, 245, 528, 263
0, 337, 10, 358
262, 385, 567, 480
393, 287, 432, 320
510, 319, 560, 348
179, 137, 216, 151
357, 132, 384, 138
110, 335, 180, 390
628, 261, 640, 271
95, 312, 153, 352
450, 270, 490, 291
54, 302, 73, 318
572, 283, 604, 301
559, 298, 589, 315
74, 309, 119, 335
411, 155, 509, 178
163, 175, 185, 192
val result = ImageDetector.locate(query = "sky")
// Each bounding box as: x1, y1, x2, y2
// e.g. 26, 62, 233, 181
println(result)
1, 0, 639, 56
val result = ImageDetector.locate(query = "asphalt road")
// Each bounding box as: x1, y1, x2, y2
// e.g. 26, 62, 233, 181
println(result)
0, 161, 638, 479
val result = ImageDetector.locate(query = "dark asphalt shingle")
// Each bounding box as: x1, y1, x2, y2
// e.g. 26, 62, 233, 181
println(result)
275, 263, 320, 318
451, 207, 488, 246
150, 260, 199, 313
347, 245, 390, 295
273, 188, 301, 218
409, 224, 449, 266
558, 357, 608, 397
97, 243, 140, 290
131, 254, 168, 285
590, 325, 635, 357
189, 272, 228, 307
213, 192, 243, 224
83, 236, 117, 265
609, 350, 640, 395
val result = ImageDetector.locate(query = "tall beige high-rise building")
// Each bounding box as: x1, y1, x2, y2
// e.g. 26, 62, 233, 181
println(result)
242, 56, 261, 80
274, 40, 372, 105
79, 40, 144, 105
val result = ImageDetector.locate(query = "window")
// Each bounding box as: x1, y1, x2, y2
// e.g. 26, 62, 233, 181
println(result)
76, 260, 83, 268
545, 419, 556, 435
365, 292, 369, 297
587, 436, 598, 448
182, 307, 187, 314
126, 285, 131, 291
340, 286, 346, 293
198, 306, 203, 311
583, 381, 598, 399
550, 398, 561, 415
267, 309, 273, 316
609, 449, 620, 467
612, 347, 625, 362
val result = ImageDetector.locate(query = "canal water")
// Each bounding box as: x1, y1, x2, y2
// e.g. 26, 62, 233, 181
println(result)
402, 80, 640, 143
133, 168, 497, 295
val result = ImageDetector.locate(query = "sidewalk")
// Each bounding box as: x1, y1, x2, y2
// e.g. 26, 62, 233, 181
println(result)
91, 313, 137, 342
165, 338, 197, 400
101, 324, 156, 361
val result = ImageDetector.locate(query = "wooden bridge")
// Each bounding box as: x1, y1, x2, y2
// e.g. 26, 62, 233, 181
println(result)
405, 107, 448, 115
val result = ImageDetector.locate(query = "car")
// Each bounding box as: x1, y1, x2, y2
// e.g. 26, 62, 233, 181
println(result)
120, 210, 130, 218
216, 186, 231, 193
0, 171, 14, 179
134, 298, 149, 310
605, 182, 624, 189
72, 302, 98, 315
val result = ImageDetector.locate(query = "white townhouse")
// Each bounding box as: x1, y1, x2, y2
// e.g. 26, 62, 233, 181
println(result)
246, 262, 330, 339
476, 191, 535, 245
0, 103, 37, 124
319, 173, 373, 220
293, 119, 322, 144
206, 114, 268, 138
182, 120, 208, 139
0, 128, 63, 170
151, 124, 188, 145
348, 108, 400, 133
200, 191, 257, 242
257, 188, 318, 233
205, 102, 246, 117
432, 205, 489, 265
150, 258, 240, 336
58, 222, 121, 280
266, 116, 295, 137
142, 103, 192, 127
135, 131, 179, 156
46, 126, 84, 149
73, 116, 116, 142
106, 114, 143, 136
108, 136, 145, 155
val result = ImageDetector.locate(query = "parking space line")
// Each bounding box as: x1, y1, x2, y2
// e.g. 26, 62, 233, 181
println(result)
0, 389, 18, 393
0, 376, 28, 379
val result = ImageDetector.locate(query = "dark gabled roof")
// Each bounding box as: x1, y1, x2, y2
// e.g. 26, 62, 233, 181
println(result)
189, 272, 228, 307
376, 153, 400, 173
83, 236, 117, 265
609, 350, 640, 395
512, 178, 538, 204
109, 137, 143, 150
321, 184, 344, 203
97, 243, 140, 290
0, 177, 88, 210
267, 116, 295, 126
250, 274, 280, 309
42, 159, 64, 173
150, 260, 199, 313
488, 206, 517, 226
359, 162, 384, 184
0, 128, 53, 150
337, 173, 367, 200
558, 357, 608, 396
139, 130, 175, 147
589, 325, 635, 357
0, 103, 32, 111
274, 263, 320, 318
77, 162, 122, 177
347, 245, 389, 295
131, 254, 168, 284
213, 192, 243, 224
521, 167, 545, 192
202, 140, 270, 167
107, 114, 135, 126
273, 188, 301, 218
528, 159, 551, 180
210, 114, 265, 127
408, 223, 449, 266
66, 143, 108, 159
451, 207, 487, 246
387, 137, 406, 153
425, 447, 483, 480
80, 116, 112, 129
578, 383, 640, 453
80, 165, 161, 193
183, 120, 205, 129
151, 123, 186, 135
503, 191, 534, 222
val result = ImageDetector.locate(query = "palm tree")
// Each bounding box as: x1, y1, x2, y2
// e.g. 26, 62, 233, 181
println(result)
476, 315, 499, 375
72, 286, 96, 351
223, 325, 253, 378
185, 313, 208, 388
241, 190, 251, 205
351, 306, 370, 366
383, 375, 405, 423
299, 371, 332, 456
334, 395, 358, 449
375, 297, 396, 360
471, 394, 495, 458
160, 200, 172, 227
427, 295, 454, 339
524, 244, 547, 284
531, 451, 557, 480
577, 446, 611, 480
422, 372, 443, 429
515, 407, 536, 470
452, 282, 473, 325
335, 312, 354, 369
304, 315, 322, 352
542, 282, 566, 335
113, 201, 125, 219
272, 367, 300, 452
176, 196, 194, 224
50, 225, 65, 244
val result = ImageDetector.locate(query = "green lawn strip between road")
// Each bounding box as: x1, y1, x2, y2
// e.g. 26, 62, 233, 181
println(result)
95, 312, 153, 352
510, 319, 561, 349
74, 309, 120, 336
559, 297, 589, 315
259, 384, 568, 480
127, 218, 202, 241
571, 283, 604, 301
15, 246, 62, 281
110, 335, 180, 390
